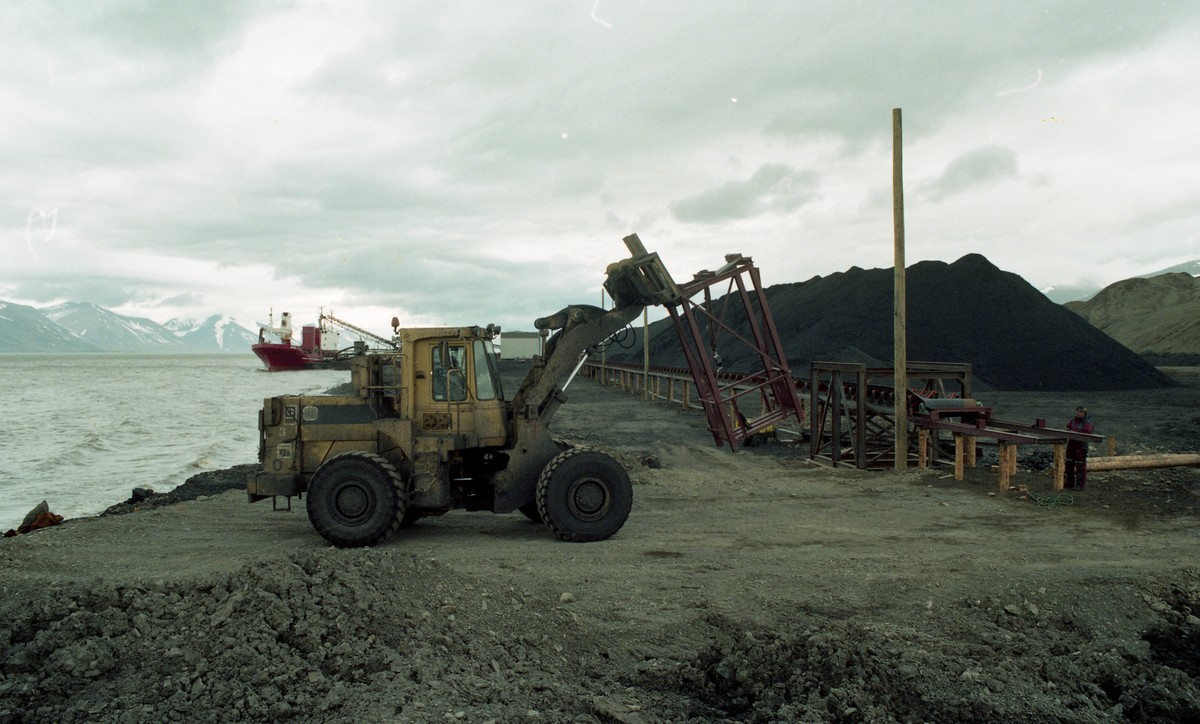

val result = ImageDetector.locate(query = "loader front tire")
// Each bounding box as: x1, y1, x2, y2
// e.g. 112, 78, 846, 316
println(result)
536, 448, 632, 542
307, 451, 406, 548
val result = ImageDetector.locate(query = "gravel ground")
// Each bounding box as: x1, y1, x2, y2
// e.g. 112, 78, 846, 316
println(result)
3, 364, 1200, 723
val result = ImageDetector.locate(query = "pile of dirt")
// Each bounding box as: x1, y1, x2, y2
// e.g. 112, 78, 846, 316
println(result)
1065, 272, 1200, 357
0, 549, 628, 724
611, 254, 1174, 391
5, 524, 1200, 723
644, 596, 1200, 723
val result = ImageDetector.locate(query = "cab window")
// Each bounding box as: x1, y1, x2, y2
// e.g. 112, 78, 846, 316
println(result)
432, 345, 467, 401
473, 339, 501, 400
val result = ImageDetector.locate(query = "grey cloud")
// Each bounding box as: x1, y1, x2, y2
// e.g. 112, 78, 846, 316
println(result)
751, 2, 1196, 149
64, 0, 274, 58
670, 164, 819, 223
2, 1, 1197, 329
920, 146, 1018, 201
158, 292, 206, 307
297, 245, 586, 332
12, 277, 138, 308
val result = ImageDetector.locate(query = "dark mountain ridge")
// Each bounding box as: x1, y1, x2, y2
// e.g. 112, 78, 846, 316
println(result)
609, 254, 1174, 392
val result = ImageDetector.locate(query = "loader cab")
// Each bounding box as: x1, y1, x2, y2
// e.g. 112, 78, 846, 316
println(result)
425, 337, 503, 404
412, 331, 507, 447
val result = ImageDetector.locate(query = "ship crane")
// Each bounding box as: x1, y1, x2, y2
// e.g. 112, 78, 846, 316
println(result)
320, 310, 397, 349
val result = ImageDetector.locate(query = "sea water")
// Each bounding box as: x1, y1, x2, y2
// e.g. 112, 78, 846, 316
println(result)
0, 354, 348, 528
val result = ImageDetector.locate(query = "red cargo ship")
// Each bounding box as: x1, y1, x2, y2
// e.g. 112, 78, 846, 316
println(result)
252, 310, 395, 371
251, 311, 342, 371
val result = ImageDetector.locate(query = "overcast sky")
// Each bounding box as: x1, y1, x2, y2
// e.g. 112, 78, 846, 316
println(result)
3, 1, 1198, 336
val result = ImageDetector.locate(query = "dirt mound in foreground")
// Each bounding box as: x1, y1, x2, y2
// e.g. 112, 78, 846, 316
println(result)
0, 548, 610, 723
614, 254, 1174, 391
4, 541, 1200, 723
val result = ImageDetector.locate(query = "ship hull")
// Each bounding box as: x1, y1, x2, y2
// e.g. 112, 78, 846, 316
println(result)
252, 343, 319, 371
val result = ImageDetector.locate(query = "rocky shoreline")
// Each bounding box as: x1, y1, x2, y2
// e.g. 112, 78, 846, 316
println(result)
96, 466, 258, 519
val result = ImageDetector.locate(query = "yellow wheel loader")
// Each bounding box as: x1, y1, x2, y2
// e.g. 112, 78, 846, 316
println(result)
247, 235, 681, 547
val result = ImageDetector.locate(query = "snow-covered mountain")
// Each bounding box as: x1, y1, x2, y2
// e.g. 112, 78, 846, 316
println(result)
0, 300, 101, 353
171, 315, 259, 351
42, 302, 189, 352
1043, 259, 1200, 304
1142, 260, 1200, 278
1039, 282, 1100, 304
0, 300, 259, 354
161, 317, 202, 336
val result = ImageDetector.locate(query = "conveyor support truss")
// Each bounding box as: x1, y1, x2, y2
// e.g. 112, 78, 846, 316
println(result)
662, 254, 806, 450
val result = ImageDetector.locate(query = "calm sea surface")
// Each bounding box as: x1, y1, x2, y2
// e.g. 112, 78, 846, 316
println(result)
0, 354, 348, 527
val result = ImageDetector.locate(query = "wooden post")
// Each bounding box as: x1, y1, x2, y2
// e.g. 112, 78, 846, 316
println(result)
642, 308, 650, 400
998, 442, 1011, 491
601, 289, 607, 374
893, 108, 908, 471
918, 429, 928, 469
966, 438, 977, 468
954, 435, 964, 481
1108, 436, 1116, 456
830, 373, 843, 467
1053, 443, 1065, 491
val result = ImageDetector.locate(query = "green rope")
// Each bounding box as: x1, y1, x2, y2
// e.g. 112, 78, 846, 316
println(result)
1029, 492, 1074, 509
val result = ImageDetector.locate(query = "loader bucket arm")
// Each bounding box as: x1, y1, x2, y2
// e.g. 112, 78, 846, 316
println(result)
511, 234, 680, 422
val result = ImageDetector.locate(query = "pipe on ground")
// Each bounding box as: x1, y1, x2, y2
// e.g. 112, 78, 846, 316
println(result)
1087, 454, 1200, 471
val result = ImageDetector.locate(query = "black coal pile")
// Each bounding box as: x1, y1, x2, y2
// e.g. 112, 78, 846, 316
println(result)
608, 254, 1175, 391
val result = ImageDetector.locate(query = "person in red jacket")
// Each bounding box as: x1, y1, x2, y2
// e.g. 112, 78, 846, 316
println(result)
1065, 405, 1093, 490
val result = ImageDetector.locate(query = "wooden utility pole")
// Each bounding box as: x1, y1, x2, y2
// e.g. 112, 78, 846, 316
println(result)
601, 289, 607, 375
643, 309, 650, 400
893, 108, 908, 470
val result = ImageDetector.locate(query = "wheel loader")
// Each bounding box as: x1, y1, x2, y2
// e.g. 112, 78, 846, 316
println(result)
247, 234, 681, 547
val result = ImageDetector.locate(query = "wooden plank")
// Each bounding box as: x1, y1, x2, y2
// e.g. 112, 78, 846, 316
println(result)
988, 418, 1104, 443
998, 442, 1011, 491
914, 419, 1040, 444
954, 435, 964, 481
1054, 443, 1065, 491
856, 369, 868, 469
918, 429, 928, 469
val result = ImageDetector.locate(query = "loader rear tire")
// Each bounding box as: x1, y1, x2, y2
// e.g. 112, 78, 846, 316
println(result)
307, 451, 406, 548
536, 448, 632, 542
